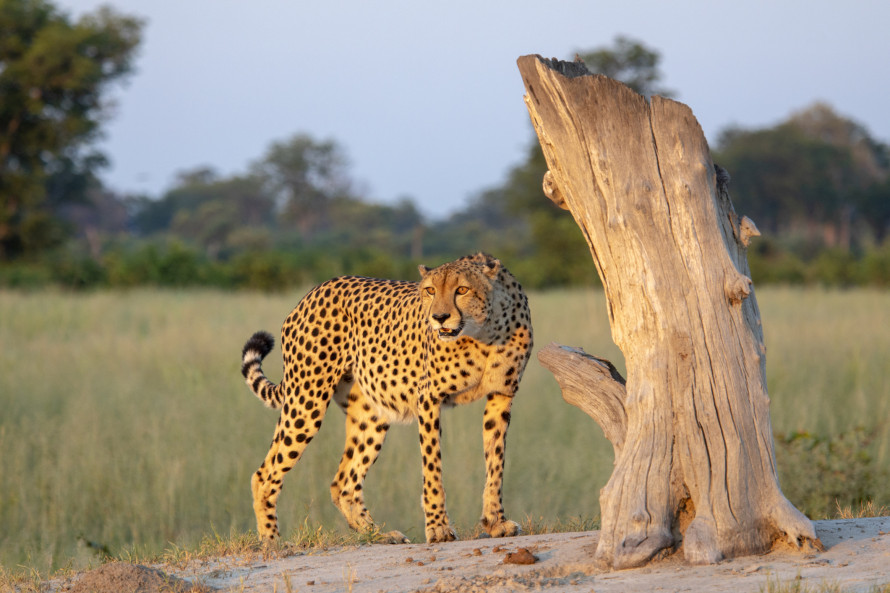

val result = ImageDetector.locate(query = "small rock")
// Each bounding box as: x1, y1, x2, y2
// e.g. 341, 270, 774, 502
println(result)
472, 548, 483, 556
503, 548, 537, 565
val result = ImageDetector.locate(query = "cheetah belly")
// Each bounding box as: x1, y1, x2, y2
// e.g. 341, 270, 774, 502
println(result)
352, 363, 421, 425
375, 400, 416, 425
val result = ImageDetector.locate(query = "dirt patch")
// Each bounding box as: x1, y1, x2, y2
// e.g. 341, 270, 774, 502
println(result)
47, 518, 890, 593
418, 564, 589, 593
58, 562, 214, 593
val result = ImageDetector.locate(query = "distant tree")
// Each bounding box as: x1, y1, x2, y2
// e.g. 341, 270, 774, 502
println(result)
0, 0, 142, 259
169, 178, 272, 259
426, 187, 529, 260
320, 196, 425, 259
855, 179, 890, 243
128, 135, 426, 263
129, 167, 223, 236
715, 125, 848, 234
576, 35, 674, 98
57, 187, 129, 257
131, 167, 275, 258
326, 196, 421, 238
788, 103, 889, 178
789, 103, 890, 245
714, 103, 890, 249
252, 134, 354, 239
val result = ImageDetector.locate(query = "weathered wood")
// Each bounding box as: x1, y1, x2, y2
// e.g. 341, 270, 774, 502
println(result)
536, 344, 627, 454
518, 54, 821, 569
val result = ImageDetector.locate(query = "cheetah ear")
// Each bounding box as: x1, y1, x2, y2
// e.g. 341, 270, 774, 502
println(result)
418, 264, 432, 278
482, 257, 501, 279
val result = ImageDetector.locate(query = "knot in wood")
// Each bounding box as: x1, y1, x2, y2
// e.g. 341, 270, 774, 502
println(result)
724, 272, 752, 305
542, 170, 569, 210
739, 216, 761, 247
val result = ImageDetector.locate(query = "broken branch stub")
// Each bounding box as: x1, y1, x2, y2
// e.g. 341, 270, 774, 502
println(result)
518, 54, 821, 569
536, 343, 627, 454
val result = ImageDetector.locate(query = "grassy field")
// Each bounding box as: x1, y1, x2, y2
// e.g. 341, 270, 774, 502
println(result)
1, 286, 889, 573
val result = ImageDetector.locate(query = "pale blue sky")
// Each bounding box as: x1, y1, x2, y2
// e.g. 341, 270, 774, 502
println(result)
58, 0, 890, 218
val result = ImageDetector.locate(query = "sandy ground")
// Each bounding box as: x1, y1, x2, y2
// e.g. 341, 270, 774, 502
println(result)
52, 517, 890, 593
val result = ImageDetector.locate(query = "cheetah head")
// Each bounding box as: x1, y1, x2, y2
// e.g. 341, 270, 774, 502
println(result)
418, 253, 501, 342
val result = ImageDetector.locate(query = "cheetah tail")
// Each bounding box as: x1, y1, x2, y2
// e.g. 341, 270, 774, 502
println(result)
240, 331, 283, 409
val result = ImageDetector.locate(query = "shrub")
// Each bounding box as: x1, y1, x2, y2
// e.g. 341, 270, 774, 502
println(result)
748, 249, 807, 285
860, 243, 890, 287
0, 261, 54, 288
50, 254, 107, 289
775, 425, 888, 519
102, 241, 206, 287
806, 249, 858, 286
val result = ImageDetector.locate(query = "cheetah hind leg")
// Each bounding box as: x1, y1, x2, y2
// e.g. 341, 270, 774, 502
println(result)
252, 387, 334, 545
330, 387, 408, 544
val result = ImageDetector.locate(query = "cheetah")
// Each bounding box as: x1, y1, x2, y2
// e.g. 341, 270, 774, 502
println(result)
240, 253, 533, 544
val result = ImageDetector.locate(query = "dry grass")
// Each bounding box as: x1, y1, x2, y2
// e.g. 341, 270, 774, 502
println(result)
835, 500, 890, 520
1, 286, 889, 579
760, 574, 890, 593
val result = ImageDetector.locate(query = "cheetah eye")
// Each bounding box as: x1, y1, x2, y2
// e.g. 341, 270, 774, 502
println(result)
424, 286, 436, 296
456, 286, 469, 295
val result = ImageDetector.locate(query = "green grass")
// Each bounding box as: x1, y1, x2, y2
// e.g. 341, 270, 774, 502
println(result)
1, 287, 888, 575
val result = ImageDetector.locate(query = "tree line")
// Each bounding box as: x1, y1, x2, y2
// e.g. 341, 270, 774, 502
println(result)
2, 1, 889, 290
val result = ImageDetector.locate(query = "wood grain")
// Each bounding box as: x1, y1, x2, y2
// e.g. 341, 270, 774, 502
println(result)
518, 54, 820, 568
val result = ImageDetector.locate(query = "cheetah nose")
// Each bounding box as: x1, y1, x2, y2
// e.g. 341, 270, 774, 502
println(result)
432, 312, 450, 323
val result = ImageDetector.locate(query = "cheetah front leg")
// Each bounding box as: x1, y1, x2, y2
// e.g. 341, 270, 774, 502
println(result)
417, 394, 456, 543
479, 393, 521, 538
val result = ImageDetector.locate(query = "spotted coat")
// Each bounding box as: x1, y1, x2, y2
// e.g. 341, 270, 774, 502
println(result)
241, 253, 533, 544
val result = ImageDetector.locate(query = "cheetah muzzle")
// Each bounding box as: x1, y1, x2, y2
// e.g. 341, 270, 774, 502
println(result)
240, 252, 533, 544
434, 322, 463, 340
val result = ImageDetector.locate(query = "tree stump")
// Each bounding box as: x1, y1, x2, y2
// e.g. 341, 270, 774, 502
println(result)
517, 55, 822, 568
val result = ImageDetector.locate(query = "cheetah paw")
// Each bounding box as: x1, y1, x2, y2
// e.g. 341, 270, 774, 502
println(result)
483, 518, 521, 538
425, 524, 458, 543
374, 530, 410, 544
258, 535, 282, 551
